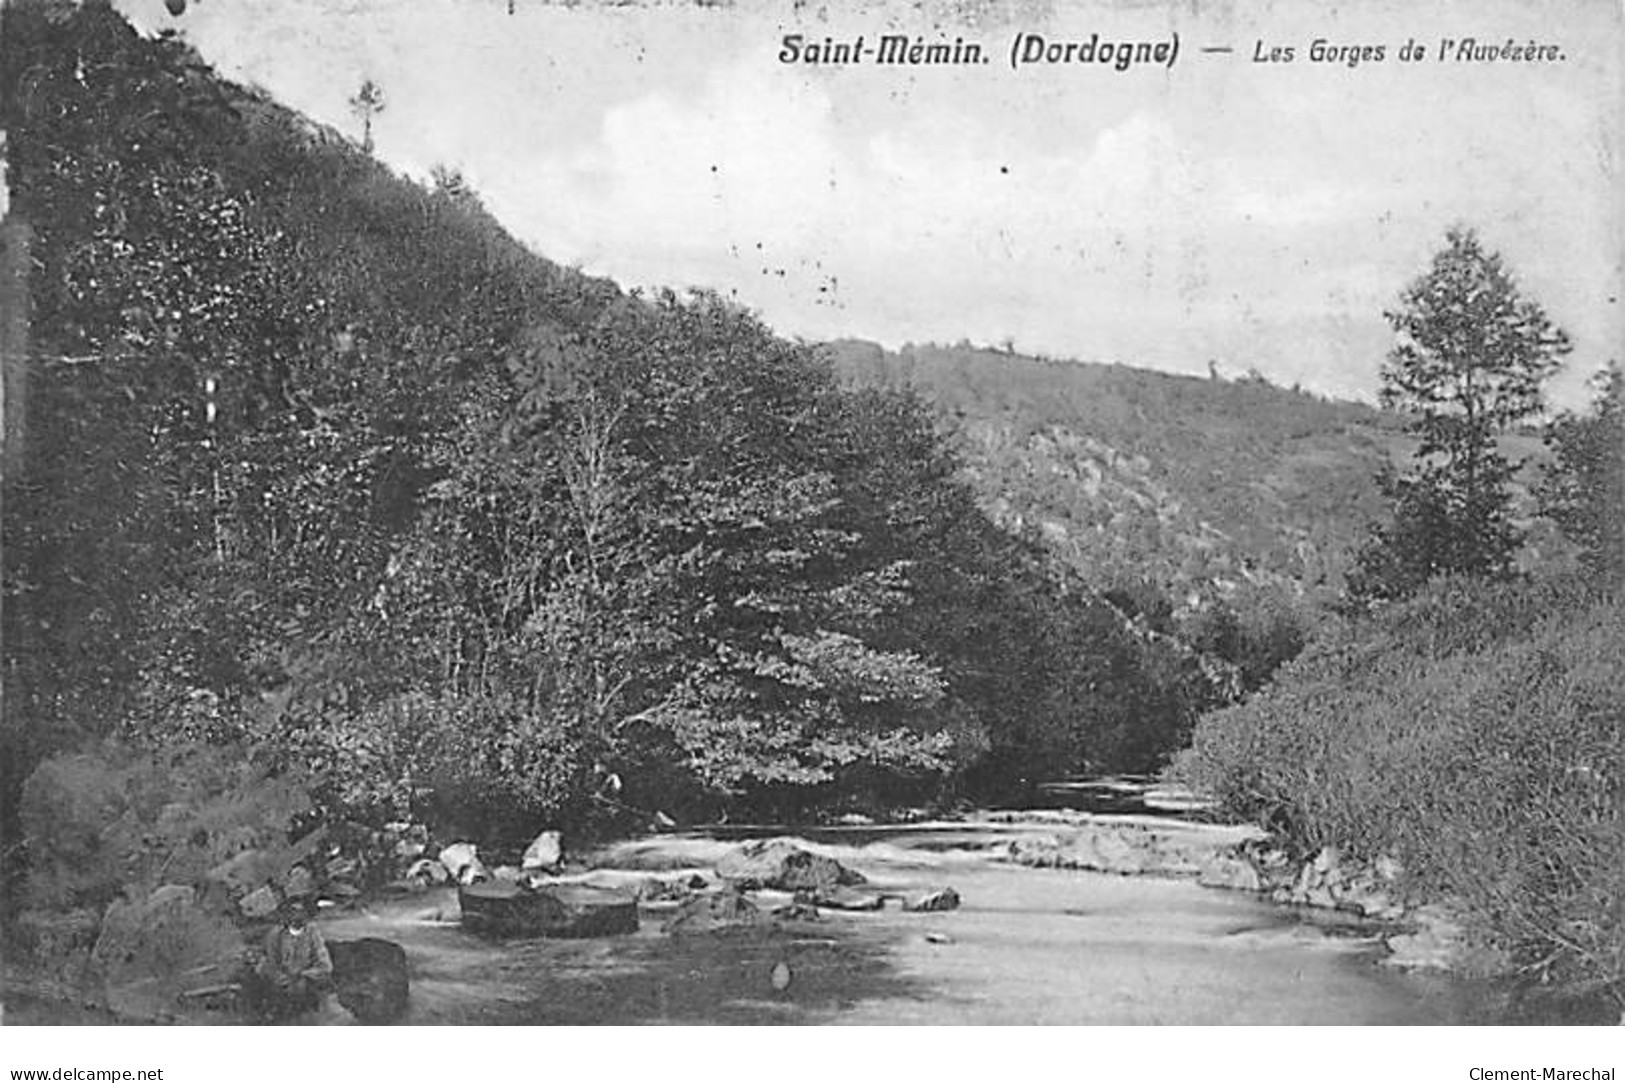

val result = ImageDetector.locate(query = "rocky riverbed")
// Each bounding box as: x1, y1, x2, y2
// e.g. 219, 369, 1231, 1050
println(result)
290, 813, 1513, 1025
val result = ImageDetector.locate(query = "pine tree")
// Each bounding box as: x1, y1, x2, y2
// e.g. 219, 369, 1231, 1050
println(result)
1348, 227, 1571, 602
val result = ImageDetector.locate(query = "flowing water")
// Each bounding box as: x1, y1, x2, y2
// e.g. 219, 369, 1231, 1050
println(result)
308, 810, 1504, 1025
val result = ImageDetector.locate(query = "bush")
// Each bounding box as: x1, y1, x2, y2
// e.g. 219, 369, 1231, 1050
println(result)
1174, 576, 1623, 1001
254, 689, 595, 843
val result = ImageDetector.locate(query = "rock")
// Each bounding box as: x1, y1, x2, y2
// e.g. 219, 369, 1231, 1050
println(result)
149, 884, 194, 908
1311, 846, 1341, 874
1197, 855, 1262, 893
238, 885, 279, 919
924, 932, 954, 945
834, 812, 874, 826
812, 886, 885, 911
521, 830, 563, 872
717, 839, 866, 892
770, 961, 792, 991
636, 875, 701, 903
459, 881, 639, 939
1383, 914, 1463, 971
1381, 904, 1507, 976
281, 864, 316, 898
492, 865, 522, 883
438, 842, 488, 885
662, 887, 762, 935
902, 888, 961, 912
1374, 854, 1404, 882
1085, 830, 1150, 875
651, 811, 678, 831
328, 937, 410, 1024
770, 902, 821, 922
405, 857, 449, 886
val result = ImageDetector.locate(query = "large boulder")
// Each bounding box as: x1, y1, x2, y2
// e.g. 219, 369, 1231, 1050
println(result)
328, 937, 410, 1024
661, 887, 762, 935
438, 843, 488, 885
458, 881, 638, 938
521, 830, 563, 872
716, 839, 866, 892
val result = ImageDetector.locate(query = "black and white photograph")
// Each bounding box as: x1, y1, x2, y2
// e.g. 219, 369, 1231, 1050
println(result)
0, 0, 1620, 1062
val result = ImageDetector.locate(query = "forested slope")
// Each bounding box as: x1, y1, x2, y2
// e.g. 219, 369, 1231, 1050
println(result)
0, 0, 1237, 862
831, 340, 1551, 603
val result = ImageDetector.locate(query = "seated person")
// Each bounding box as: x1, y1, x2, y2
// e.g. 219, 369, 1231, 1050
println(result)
246, 897, 333, 1021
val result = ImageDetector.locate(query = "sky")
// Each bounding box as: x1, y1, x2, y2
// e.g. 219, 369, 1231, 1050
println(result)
114, 0, 1623, 407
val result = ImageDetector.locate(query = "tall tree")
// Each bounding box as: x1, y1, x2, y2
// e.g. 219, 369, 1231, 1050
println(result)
1540, 364, 1624, 583
1348, 226, 1571, 602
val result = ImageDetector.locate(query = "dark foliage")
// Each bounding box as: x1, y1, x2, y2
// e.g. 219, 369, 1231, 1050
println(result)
0, 2, 1227, 855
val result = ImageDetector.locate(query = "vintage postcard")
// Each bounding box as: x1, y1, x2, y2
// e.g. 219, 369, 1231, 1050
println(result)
0, 0, 1619, 1067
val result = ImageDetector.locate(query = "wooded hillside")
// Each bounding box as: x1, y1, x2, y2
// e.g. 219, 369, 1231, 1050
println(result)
0, 2, 1241, 855
830, 340, 1553, 604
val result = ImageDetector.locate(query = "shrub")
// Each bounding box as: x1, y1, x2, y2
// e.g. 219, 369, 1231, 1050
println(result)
1174, 575, 1623, 1001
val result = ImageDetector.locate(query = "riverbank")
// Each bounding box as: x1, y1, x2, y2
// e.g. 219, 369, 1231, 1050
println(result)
9, 808, 1605, 1025
247, 816, 1520, 1023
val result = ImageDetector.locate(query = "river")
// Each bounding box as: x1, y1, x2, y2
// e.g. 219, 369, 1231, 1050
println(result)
315, 810, 1504, 1025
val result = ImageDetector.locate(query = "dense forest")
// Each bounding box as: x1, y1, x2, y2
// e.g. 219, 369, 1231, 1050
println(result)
1, 0, 1617, 1014
0, 0, 1235, 862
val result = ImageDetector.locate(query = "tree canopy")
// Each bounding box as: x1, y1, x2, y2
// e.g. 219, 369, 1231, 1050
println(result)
0, 1, 1237, 839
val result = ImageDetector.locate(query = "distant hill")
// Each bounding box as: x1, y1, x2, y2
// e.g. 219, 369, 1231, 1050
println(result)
827, 340, 1553, 604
